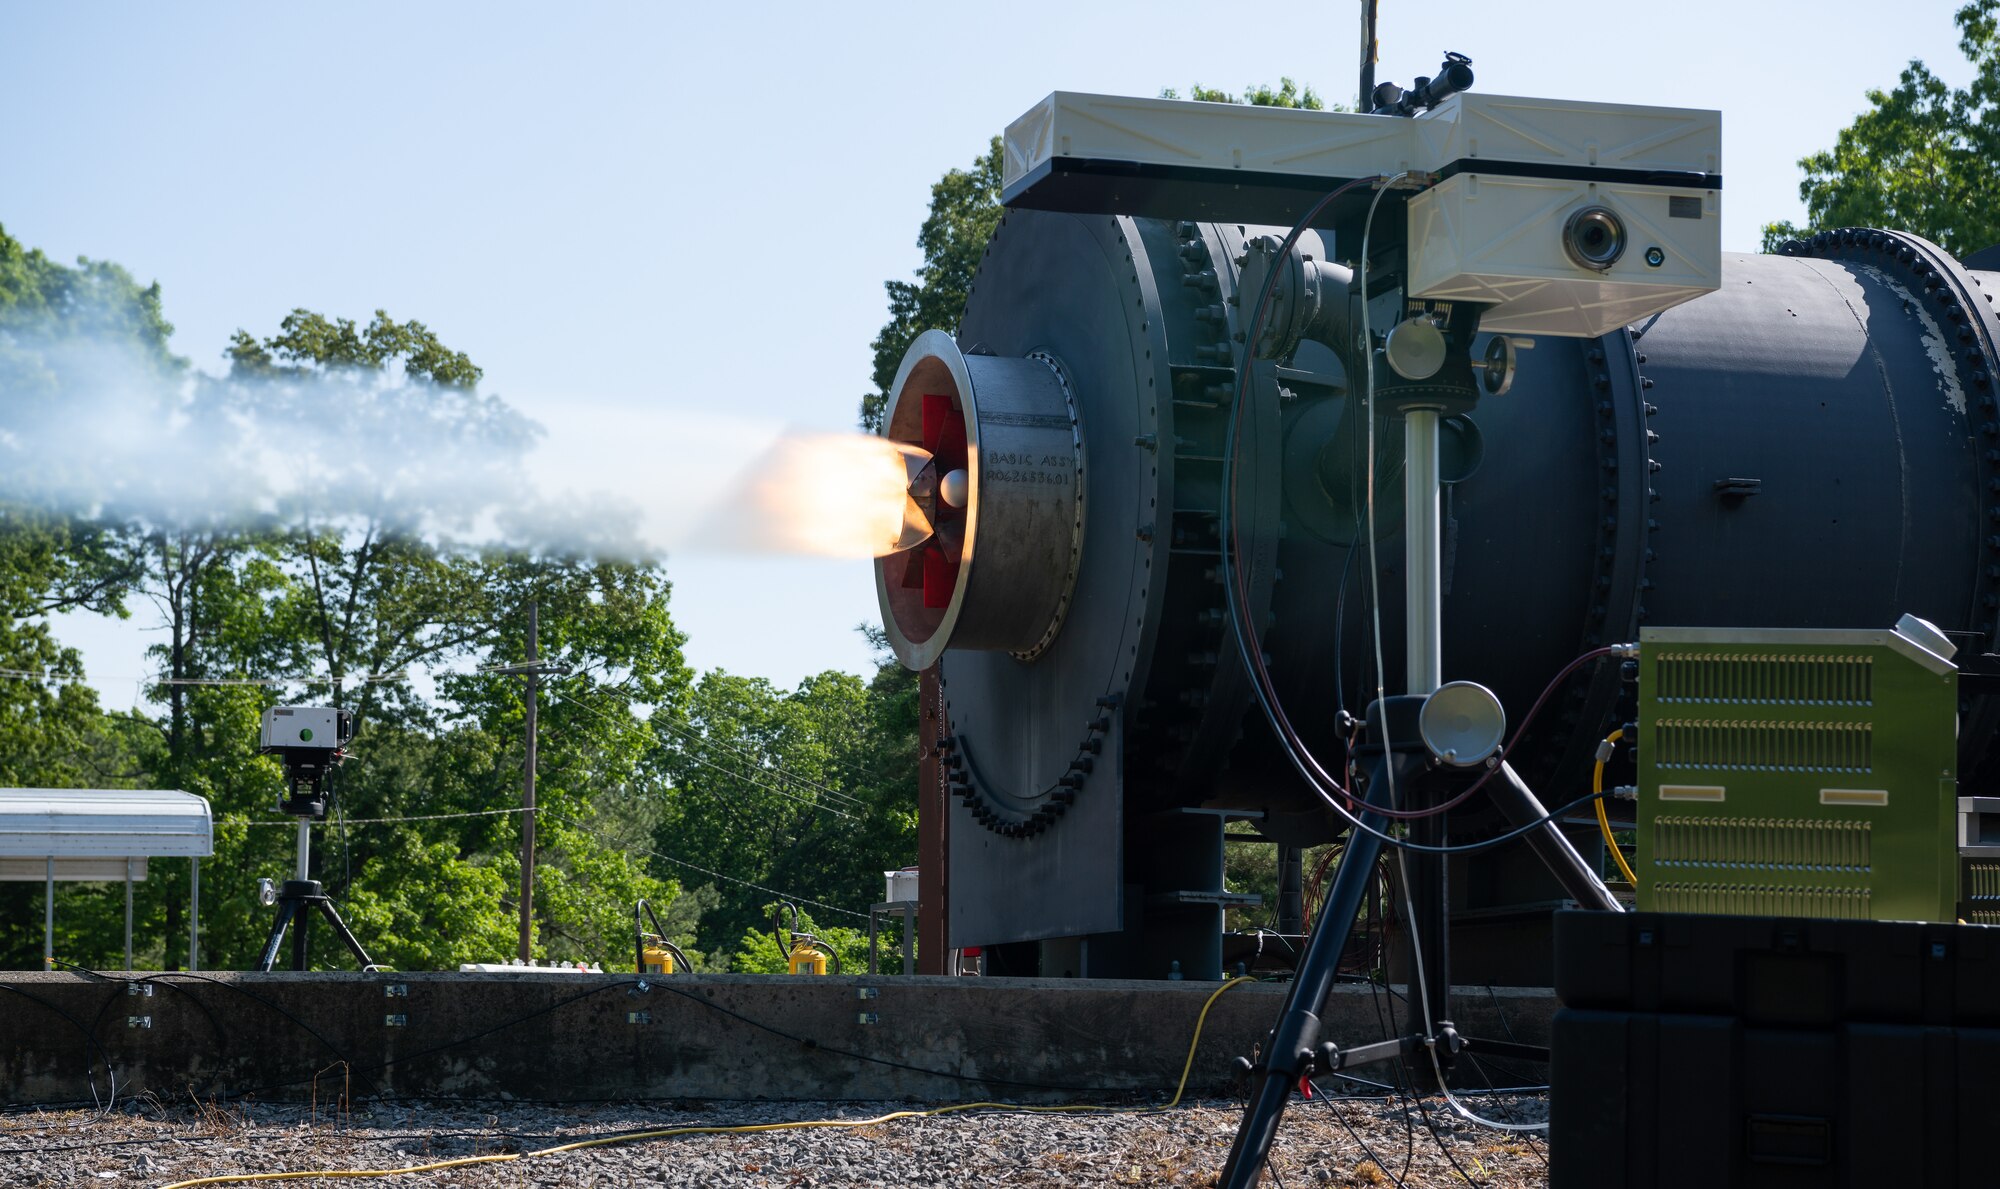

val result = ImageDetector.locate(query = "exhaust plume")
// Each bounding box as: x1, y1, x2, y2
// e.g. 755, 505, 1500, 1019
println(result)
694, 433, 935, 559
0, 311, 909, 564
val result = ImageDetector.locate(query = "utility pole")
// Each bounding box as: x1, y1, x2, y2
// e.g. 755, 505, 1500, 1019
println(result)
519, 599, 538, 961
1359, 0, 1380, 110
488, 600, 569, 962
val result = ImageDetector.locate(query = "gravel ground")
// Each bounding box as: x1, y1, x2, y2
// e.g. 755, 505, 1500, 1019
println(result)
0, 1092, 1550, 1188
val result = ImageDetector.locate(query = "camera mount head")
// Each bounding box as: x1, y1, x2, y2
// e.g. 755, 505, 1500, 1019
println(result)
258, 705, 353, 818
1369, 52, 1474, 117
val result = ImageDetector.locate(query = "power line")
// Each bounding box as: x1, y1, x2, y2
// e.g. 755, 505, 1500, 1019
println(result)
0, 658, 885, 816
649, 703, 879, 795
241, 807, 537, 828
155, 671, 411, 687
556, 672, 870, 811
0, 647, 877, 822
547, 808, 866, 922
0, 667, 92, 686
649, 713, 868, 810
546, 688, 858, 823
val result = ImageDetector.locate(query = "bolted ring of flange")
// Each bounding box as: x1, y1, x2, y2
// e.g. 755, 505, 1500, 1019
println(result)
1781, 228, 2000, 640
940, 683, 1122, 838
1125, 219, 1287, 786
1782, 227, 2000, 782
1535, 326, 1657, 792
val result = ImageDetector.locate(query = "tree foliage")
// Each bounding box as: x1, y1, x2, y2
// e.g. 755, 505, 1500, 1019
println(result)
1159, 77, 1325, 110
0, 223, 176, 369
859, 80, 1328, 433
649, 645, 915, 967
1763, 1, 2000, 254
0, 216, 921, 974
228, 309, 482, 389
860, 139, 1005, 433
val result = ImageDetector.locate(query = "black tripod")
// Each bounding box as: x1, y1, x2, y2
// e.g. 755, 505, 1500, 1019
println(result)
1217, 396, 1622, 1186
254, 817, 379, 972
1219, 696, 1619, 1184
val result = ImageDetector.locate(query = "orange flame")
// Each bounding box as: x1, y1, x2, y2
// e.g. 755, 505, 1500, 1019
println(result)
702, 433, 934, 559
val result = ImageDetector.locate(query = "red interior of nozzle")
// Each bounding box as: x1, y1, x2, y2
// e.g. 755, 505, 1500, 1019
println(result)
903, 392, 968, 609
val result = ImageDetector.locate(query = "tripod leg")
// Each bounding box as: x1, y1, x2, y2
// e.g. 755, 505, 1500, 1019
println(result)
317, 901, 378, 971
1492, 762, 1622, 912
1223, 696, 1433, 1189
1221, 818, 1386, 1188
1403, 777, 1453, 1093
255, 900, 300, 973
292, 900, 311, 971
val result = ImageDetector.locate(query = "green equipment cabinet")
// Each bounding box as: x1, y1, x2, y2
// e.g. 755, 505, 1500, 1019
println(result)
1962, 797, 2000, 924
1635, 617, 1960, 922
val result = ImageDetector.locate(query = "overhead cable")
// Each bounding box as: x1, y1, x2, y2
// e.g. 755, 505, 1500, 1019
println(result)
546, 807, 866, 921
240, 806, 538, 828
546, 688, 858, 823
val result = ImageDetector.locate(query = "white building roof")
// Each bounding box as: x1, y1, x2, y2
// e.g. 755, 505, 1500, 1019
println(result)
0, 788, 214, 860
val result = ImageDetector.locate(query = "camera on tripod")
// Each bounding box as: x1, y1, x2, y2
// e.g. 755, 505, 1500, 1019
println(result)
258, 705, 352, 818
252, 704, 379, 971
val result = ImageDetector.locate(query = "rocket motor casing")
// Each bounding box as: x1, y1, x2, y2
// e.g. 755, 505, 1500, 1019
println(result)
877, 213, 2000, 974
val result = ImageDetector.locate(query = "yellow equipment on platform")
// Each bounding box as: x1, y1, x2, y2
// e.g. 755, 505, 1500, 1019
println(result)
787, 940, 830, 975
776, 902, 839, 975
635, 899, 691, 975
641, 941, 678, 976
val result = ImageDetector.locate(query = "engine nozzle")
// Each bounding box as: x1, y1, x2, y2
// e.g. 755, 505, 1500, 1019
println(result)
874, 330, 1085, 669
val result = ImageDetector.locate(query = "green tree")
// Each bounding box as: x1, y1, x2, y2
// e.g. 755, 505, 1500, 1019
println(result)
0, 221, 176, 371
220, 310, 692, 971
227, 308, 482, 389
859, 79, 1328, 433
1763, 2, 2000, 254
646, 648, 915, 968
1159, 77, 1325, 109
416, 555, 692, 971
0, 225, 172, 968
0, 263, 703, 971
860, 139, 1005, 433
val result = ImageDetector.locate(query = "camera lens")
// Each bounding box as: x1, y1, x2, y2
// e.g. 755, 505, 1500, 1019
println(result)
1563, 206, 1626, 272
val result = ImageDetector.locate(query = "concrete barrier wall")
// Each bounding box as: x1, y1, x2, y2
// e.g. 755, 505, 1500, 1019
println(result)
0, 972, 1555, 1104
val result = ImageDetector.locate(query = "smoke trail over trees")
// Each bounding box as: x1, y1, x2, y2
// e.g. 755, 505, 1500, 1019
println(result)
0, 223, 916, 974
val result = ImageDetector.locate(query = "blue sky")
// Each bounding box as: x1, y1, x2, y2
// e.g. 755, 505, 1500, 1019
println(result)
0, 1, 1977, 696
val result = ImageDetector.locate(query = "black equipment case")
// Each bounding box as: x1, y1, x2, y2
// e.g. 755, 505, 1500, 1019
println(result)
1550, 910, 2000, 1187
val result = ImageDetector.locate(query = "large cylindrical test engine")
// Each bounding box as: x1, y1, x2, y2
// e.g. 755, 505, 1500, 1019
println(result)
875, 86, 2000, 982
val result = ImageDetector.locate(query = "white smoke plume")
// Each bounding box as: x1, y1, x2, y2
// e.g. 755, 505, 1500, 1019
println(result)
0, 316, 889, 561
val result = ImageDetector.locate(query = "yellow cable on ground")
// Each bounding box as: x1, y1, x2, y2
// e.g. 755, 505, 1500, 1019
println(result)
1593, 728, 1639, 888
157, 976, 1257, 1189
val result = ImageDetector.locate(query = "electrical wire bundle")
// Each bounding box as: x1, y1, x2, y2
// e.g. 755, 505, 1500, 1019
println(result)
1215, 174, 1630, 1161
1218, 179, 1628, 859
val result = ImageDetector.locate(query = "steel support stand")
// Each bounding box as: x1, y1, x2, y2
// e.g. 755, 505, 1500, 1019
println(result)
1274, 846, 1305, 936
190, 857, 200, 972
254, 819, 378, 971
256, 879, 378, 972
1220, 404, 1619, 1187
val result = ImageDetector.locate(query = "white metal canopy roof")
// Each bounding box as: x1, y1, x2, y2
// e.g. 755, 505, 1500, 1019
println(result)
0, 789, 213, 881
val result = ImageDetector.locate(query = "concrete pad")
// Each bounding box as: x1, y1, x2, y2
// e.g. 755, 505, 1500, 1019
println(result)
0, 972, 1555, 1103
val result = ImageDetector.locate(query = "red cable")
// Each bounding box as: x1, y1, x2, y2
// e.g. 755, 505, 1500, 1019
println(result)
1215, 177, 1618, 821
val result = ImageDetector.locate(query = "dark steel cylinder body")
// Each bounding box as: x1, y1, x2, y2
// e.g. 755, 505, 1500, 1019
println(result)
1237, 238, 2000, 825
933, 213, 2000, 959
